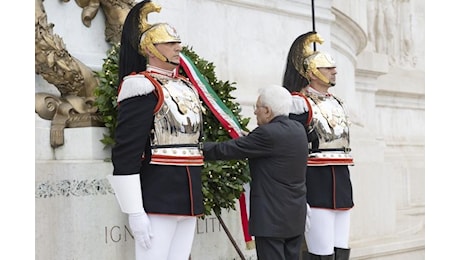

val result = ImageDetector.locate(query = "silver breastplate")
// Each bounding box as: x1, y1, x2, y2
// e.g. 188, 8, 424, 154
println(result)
307, 93, 351, 150
150, 77, 204, 166
152, 78, 202, 145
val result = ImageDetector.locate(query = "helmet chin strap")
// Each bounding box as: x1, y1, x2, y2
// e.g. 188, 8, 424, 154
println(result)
307, 62, 330, 86
312, 68, 330, 86
166, 59, 180, 66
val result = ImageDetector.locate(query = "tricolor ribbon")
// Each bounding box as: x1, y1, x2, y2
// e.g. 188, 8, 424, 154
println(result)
180, 53, 243, 139
180, 53, 254, 249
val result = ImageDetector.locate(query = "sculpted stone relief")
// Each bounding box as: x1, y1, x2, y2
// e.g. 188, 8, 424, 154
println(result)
367, 0, 416, 67
35, 0, 134, 147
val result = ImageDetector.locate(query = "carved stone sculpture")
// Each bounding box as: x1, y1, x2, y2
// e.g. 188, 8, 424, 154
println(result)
35, 0, 134, 147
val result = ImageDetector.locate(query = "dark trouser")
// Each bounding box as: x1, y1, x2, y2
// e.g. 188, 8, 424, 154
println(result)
256, 234, 303, 260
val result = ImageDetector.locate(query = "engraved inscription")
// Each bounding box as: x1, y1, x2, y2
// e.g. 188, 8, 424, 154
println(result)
105, 225, 133, 244
196, 216, 222, 234
104, 216, 224, 245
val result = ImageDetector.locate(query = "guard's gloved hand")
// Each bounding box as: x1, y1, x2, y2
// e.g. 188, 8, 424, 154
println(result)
305, 203, 312, 233
129, 212, 153, 249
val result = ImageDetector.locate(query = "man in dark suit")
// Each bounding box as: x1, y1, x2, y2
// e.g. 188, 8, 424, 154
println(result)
203, 85, 309, 260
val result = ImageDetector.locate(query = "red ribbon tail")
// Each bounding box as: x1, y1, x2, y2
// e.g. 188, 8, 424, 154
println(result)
239, 192, 253, 249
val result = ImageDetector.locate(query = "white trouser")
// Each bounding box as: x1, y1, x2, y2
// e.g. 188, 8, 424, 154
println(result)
135, 215, 197, 260
305, 208, 351, 255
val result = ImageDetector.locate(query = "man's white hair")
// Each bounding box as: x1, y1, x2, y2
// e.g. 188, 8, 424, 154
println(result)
258, 85, 293, 117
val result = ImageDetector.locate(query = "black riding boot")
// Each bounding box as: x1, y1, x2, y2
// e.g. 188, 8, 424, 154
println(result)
334, 247, 350, 260
303, 252, 334, 260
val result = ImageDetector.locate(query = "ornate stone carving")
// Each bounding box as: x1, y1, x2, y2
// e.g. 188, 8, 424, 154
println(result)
35, 178, 114, 198
367, 0, 416, 68
35, 0, 134, 147
64, 0, 134, 44
35, 92, 102, 148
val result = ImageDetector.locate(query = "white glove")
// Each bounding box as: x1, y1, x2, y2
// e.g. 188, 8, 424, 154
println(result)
305, 203, 311, 233
129, 212, 153, 249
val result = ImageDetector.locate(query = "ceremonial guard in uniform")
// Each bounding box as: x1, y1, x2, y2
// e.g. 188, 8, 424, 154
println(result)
107, 1, 204, 259
282, 32, 354, 260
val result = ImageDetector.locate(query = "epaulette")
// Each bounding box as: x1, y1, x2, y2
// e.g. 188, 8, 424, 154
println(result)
117, 74, 155, 103
291, 94, 310, 114
117, 72, 165, 114
291, 92, 313, 125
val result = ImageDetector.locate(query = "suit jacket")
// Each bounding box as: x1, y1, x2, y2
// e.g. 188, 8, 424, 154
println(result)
203, 115, 308, 238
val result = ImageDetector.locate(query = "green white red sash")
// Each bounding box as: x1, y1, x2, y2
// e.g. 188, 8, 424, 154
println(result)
180, 53, 254, 249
